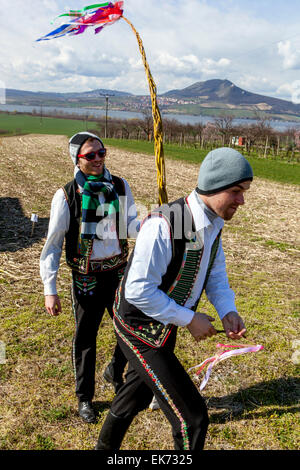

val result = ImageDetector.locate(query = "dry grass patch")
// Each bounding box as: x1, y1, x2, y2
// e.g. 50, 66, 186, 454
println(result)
0, 135, 299, 451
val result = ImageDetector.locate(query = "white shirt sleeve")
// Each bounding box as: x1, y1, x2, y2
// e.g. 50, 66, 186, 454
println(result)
125, 216, 195, 327
204, 238, 237, 319
40, 189, 70, 296
123, 178, 140, 238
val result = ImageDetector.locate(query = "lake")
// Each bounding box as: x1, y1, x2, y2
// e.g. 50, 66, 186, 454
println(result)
1, 103, 299, 132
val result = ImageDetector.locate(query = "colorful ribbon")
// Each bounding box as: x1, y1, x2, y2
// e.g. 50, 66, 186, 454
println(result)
36, 2, 124, 41
188, 343, 264, 391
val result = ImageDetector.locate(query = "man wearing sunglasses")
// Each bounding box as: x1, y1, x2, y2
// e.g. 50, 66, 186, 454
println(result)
40, 132, 139, 423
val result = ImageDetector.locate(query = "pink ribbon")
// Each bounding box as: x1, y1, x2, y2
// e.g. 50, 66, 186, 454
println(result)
188, 343, 264, 391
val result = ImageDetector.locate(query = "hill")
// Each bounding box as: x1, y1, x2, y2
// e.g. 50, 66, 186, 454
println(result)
5, 88, 132, 108
4, 79, 300, 120
162, 79, 300, 117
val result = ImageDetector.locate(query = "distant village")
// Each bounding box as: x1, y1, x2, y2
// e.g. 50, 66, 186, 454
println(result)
112, 95, 199, 112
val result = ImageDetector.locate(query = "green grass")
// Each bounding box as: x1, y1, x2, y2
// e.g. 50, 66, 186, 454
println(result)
0, 112, 96, 137
104, 138, 300, 185
36, 434, 55, 450
0, 113, 299, 185
244, 156, 300, 185
42, 405, 71, 423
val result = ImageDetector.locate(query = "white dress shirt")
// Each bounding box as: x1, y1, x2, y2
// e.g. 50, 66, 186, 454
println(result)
125, 190, 237, 327
40, 178, 139, 296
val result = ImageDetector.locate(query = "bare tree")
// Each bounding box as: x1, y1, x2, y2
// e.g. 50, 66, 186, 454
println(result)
213, 114, 234, 145
141, 108, 153, 141
203, 122, 221, 148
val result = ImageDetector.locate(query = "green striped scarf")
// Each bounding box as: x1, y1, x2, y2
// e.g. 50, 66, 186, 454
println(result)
75, 169, 120, 254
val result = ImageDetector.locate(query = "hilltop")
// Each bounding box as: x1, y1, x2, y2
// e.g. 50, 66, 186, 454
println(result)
161, 79, 300, 117
4, 79, 300, 121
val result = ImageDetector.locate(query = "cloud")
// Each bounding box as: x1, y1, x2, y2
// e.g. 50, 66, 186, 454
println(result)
278, 40, 300, 70
276, 82, 295, 98
41, 0, 58, 12
237, 75, 276, 94
276, 81, 300, 104
153, 53, 230, 76
1, 0, 300, 98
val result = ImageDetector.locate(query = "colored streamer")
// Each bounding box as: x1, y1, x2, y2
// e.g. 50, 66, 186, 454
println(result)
188, 343, 264, 391
36, 2, 124, 41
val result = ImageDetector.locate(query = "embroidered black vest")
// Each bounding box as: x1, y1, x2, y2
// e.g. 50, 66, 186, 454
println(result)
113, 197, 221, 348
63, 176, 129, 274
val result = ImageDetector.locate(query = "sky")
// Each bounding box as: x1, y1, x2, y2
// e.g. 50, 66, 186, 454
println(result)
1, 0, 300, 103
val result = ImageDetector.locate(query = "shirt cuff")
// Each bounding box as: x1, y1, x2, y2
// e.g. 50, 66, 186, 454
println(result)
43, 282, 57, 296
175, 307, 195, 327
215, 301, 237, 320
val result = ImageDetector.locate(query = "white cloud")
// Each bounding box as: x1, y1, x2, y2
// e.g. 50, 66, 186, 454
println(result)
278, 40, 300, 70
237, 75, 274, 93
154, 54, 230, 76
41, 0, 58, 12
0, 0, 300, 99
201, 58, 231, 76
276, 81, 300, 104
276, 82, 295, 97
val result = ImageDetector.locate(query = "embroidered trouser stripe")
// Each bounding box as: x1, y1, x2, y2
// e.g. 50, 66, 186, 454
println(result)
114, 319, 192, 449
112, 319, 209, 451
71, 283, 78, 387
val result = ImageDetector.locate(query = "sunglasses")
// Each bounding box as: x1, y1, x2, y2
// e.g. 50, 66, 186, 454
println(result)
78, 149, 107, 161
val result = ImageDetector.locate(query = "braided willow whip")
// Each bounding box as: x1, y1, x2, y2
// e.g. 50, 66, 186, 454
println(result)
122, 16, 168, 205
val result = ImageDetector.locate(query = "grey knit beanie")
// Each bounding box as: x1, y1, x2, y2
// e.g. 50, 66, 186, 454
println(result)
69, 132, 104, 165
196, 147, 253, 194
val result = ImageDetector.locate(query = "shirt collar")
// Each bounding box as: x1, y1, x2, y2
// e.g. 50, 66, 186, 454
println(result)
74, 165, 111, 192
187, 190, 224, 232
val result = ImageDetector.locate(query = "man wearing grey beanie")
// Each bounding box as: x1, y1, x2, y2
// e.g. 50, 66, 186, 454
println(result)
40, 132, 139, 423
196, 147, 253, 220
95, 146, 253, 452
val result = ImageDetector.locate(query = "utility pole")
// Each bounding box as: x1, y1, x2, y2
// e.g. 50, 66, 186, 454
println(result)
105, 95, 108, 138
99, 92, 115, 138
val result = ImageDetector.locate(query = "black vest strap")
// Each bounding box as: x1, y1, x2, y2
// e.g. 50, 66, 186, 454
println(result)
114, 196, 222, 348
151, 198, 196, 293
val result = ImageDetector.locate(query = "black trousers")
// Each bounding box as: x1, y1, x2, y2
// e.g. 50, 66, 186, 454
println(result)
71, 268, 127, 402
110, 318, 209, 451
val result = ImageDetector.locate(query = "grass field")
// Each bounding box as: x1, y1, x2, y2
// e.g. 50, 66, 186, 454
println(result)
104, 138, 300, 186
0, 112, 92, 137
1, 113, 300, 186
0, 134, 299, 451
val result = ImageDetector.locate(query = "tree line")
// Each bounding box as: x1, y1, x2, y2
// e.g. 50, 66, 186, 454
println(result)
11, 107, 300, 163
94, 110, 300, 163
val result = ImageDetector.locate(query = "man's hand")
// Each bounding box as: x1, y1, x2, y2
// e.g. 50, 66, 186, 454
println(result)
45, 295, 62, 316
222, 311, 246, 339
187, 312, 217, 341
